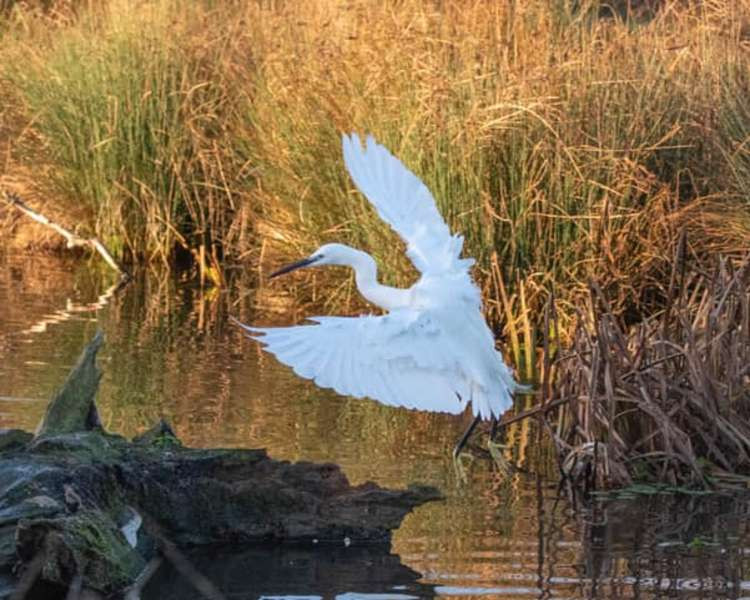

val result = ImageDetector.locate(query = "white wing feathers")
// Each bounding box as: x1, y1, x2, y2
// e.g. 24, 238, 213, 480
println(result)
342, 133, 474, 276
239, 312, 479, 416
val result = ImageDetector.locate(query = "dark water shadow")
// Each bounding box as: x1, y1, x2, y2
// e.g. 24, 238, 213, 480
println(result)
142, 543, 436, 600
548, 486, 750, 599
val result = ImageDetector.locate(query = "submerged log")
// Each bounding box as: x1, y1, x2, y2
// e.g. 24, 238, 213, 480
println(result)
34, 330, 103, 437
0, 333, 439, 598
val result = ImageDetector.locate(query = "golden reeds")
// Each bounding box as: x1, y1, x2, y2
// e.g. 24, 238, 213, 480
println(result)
1, 0, 750, 323
229, 0, 750, 327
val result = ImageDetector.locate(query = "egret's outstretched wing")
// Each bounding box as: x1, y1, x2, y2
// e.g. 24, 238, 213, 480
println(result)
237, 311, 478, 416
342, 133, 474, 275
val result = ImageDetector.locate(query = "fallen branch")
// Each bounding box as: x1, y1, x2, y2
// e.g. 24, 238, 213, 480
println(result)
2, 189, 130, 281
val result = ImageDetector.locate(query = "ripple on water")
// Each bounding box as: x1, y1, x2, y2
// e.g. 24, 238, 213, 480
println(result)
2, 254, 750, 599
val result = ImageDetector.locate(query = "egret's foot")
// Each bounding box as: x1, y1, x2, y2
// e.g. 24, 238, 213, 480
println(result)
452, 448, 475, 485
488, 440, 513, 477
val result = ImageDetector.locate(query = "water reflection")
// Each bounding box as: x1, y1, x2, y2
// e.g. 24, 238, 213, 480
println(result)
2, 253, 750, 599
144, 545, 437, 600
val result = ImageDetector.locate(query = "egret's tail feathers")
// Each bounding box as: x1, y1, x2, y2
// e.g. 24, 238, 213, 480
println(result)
471, 384, 514, 421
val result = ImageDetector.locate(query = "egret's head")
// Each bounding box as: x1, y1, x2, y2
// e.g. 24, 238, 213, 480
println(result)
270, 243, 355, 278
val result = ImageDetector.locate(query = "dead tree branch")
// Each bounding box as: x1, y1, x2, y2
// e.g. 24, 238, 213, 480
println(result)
2, 189, 130, 281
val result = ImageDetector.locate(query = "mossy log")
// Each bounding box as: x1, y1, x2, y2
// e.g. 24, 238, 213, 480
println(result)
34, 330, 103, 437
0, 333, 439, 598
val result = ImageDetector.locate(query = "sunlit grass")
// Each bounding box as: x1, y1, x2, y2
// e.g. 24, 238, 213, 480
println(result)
241, 0, 750, 330
2, 1, 251, 275
1, 0, 750, 330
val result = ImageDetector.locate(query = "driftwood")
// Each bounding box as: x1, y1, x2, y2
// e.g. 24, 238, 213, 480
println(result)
0, 333, 439, 598
1, 190, 130, 282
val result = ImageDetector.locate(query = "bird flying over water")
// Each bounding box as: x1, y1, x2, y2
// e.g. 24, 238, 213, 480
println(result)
236, 133, 525, 455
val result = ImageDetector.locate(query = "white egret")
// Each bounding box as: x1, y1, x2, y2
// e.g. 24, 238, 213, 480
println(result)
236, 133, 525, 456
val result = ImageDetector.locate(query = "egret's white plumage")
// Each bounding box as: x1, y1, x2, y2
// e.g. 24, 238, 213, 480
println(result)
237, 133, 523, 421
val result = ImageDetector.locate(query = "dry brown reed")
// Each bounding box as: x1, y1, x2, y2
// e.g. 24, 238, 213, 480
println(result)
545, 251, 750, 489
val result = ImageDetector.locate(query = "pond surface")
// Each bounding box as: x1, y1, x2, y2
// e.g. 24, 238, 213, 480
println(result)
2, 252, 750, 599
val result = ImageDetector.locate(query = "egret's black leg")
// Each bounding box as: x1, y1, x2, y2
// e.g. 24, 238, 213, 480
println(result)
489, 417, 499, 441
453, 414, 481, 459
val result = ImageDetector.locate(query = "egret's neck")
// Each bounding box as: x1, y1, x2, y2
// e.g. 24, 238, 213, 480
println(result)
345, 248, 410, 311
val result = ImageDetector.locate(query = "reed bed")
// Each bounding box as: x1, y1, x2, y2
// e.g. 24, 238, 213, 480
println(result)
546, 253, 750, 489
0, 1, 748, 321
240, 0, 750, 328
1, 0, 253, 279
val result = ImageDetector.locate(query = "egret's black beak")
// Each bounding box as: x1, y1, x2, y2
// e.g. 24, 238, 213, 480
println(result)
270, 256, 319, 279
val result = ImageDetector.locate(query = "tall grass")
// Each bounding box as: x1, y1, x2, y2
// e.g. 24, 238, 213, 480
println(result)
240, 0, 750, 329
2, 1, 251, 276
2, 0, 750, 326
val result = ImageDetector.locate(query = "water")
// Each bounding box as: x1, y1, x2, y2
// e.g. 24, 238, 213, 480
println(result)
2, 253, 750, 599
